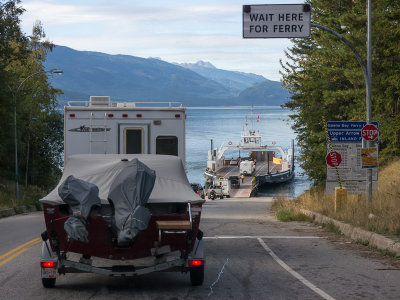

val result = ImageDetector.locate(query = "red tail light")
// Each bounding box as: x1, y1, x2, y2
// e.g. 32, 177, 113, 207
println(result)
189, 260, 204, 267
196, 190, 199, 194
41, 261, 57, 268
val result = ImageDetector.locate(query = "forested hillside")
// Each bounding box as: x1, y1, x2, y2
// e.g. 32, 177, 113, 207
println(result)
46, 46, 289, 107
281, 0, 400, 184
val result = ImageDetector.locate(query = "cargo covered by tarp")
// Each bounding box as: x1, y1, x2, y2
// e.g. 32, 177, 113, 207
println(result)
41, 154, 204, 205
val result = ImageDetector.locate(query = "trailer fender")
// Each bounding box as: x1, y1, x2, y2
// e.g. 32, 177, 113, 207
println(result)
41, 240, 56, 259
190, 238, 204, 260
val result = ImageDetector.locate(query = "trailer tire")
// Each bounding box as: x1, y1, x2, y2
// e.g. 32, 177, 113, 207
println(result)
42, 278, 56, 288
190, 265, 204, 286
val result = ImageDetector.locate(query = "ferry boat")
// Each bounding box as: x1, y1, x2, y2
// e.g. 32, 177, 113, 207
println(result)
204, 114, 295, 197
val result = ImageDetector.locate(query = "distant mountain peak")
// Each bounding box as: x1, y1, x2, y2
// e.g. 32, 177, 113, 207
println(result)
179, 60, 216, 69
193, 60, 216, 68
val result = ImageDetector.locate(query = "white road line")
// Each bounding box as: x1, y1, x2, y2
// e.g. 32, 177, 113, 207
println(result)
204, 236, 323, 239
257, 238, 336, 300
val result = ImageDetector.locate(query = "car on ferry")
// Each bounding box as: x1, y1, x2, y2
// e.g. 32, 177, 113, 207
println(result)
191, 182, 205, 199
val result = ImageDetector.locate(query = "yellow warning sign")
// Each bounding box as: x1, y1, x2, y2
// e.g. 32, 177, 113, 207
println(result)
361, 147, 378, 168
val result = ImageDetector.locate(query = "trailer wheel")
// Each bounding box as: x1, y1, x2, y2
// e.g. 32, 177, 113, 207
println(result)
190, 265, 204, 286
42, 278, 56, 288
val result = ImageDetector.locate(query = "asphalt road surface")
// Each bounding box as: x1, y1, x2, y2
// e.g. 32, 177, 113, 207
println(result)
0, 197, 399, 299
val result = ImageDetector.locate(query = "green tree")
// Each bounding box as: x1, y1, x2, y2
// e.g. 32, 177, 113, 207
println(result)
281, 0, 400, 184
0, 0, 27, 175
1, 1, 63, 188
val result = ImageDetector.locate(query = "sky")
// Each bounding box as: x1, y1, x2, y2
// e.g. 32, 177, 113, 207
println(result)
20, 0, 304, 81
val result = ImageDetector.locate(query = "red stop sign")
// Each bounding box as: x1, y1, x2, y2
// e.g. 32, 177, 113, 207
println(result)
326, 151, 342, 167
361, 124, 379, 141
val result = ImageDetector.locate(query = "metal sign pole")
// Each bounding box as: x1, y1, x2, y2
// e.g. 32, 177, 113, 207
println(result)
366, 0, 373, 204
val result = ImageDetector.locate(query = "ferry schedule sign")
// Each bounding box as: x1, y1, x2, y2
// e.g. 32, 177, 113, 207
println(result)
243, 4, 311, 38
325, 121, 379, 194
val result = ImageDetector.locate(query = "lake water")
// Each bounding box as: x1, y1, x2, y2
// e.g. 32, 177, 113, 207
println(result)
185, 106, 312, 198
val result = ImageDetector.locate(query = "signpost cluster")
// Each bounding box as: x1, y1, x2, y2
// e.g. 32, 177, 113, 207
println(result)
325, 121, 378, 194
243, 3, 377, 201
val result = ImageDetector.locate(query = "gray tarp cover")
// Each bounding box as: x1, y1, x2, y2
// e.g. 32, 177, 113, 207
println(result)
58, 175, 101, 243
58, 175, 101, 219
41, 154, 204, 205
108, 158, 155, 245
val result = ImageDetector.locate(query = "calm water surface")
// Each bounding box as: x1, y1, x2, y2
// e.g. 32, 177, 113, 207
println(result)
185, 106, 312, 198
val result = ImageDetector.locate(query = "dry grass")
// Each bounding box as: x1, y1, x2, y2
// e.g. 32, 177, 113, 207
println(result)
272, 159, 400, 237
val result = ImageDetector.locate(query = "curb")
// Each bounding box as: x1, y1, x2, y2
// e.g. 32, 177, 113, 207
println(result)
0, 205, 40, 218
300, 209, 400, 257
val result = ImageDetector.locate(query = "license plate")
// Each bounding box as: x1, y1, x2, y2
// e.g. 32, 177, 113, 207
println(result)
41, 268, 57, 278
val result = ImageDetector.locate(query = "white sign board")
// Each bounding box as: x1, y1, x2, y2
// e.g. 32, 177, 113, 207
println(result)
326, 143, 378, 181
243, 4, 311, 38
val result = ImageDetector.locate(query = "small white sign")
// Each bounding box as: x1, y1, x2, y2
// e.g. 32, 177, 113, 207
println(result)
325, 181, 377, 195
243, 4, 311, 38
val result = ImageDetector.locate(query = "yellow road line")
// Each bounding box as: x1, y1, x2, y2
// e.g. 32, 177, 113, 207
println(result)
0, 238, 42, 267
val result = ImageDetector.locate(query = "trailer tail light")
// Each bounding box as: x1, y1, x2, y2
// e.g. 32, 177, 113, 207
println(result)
69, 113, 75, 118
136, 114, 142, 118
189, 260, 204, 267
41, 261, 57, 268
108, 113, 114, 118
122, 114, 128, 118
175, 114, 181, 118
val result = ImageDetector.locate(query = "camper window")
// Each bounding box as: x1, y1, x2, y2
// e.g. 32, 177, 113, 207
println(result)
156, 136, 178, 156
124, 128, 143, 154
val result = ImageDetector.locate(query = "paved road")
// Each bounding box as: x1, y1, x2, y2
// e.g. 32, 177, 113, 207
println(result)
0, 198, 399, 299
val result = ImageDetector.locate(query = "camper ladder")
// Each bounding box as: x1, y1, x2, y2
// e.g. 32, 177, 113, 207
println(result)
89, 112, 108, 154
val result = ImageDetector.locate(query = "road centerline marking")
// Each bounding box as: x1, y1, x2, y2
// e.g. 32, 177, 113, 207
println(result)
0, 238, 42, 267
257, 238, 335, 300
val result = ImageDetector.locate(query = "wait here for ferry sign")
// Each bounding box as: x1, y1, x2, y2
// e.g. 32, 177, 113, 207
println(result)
243, 4, 311, 38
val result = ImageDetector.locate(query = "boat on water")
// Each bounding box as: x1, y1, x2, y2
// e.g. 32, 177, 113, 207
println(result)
204, 113, 295, 197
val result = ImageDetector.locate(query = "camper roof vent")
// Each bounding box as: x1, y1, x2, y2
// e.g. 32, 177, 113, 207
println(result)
90, 96, 111, 106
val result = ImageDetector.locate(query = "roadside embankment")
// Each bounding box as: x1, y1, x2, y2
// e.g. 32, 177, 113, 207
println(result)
0, 205, 41, 218
300, 209, 400, 257
271, 159, 400, 257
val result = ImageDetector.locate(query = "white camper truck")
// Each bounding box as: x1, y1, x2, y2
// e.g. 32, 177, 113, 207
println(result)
240, 160, 255, 176
64, 96, 186, 163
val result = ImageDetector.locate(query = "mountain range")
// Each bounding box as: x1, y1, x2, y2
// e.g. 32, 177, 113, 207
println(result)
45, 46, 290, 107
